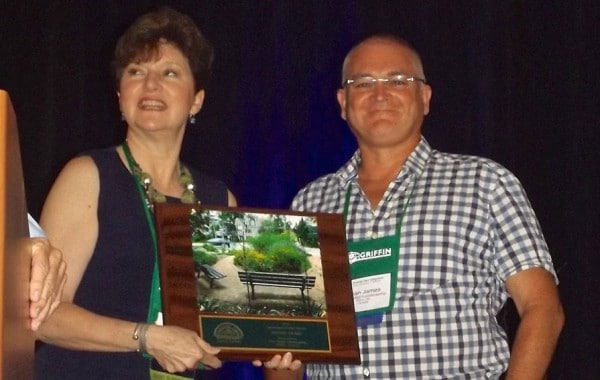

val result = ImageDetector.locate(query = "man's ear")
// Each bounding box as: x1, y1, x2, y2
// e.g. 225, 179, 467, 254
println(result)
336, 88, 347, 121
421, 84, 432, 116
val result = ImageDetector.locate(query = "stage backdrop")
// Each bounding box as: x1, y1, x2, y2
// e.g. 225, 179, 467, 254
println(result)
1, 1, 598, 379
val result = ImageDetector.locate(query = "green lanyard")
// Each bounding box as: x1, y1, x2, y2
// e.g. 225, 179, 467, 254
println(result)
122, 143, 200, 379
121, 142, 163, 328
342, 178, 416, 241
342, 177, 417, 321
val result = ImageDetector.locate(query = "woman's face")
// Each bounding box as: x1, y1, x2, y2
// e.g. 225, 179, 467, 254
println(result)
118, 42, 204, 134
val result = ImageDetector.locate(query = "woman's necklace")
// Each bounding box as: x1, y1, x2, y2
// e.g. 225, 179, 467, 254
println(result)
121, 141, 197, 211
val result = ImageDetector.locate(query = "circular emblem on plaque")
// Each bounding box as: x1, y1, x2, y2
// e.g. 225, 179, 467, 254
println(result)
214, 322, 244, 343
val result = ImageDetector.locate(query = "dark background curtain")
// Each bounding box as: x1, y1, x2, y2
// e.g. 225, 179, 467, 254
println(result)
1, 1, 598, 379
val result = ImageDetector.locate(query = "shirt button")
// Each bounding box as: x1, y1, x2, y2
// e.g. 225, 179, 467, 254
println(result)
363, 367, 370, 377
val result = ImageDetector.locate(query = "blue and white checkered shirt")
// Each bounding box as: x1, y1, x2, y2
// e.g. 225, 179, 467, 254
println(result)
291, 138, 557, 379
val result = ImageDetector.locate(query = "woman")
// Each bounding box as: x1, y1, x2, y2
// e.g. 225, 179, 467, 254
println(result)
35, 7, 235, 379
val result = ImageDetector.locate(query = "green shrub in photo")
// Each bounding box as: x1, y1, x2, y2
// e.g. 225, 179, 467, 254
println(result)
267, 240, 310, 273
233, 248, 270, 272
192, 243, 219, 265
238, 232, 311, 273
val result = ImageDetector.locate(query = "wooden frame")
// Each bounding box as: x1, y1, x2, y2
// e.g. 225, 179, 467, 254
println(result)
154, 203, 360, 364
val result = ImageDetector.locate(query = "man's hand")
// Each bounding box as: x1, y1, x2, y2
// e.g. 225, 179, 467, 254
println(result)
253, 352, 304, 380
29, 238, 67, 331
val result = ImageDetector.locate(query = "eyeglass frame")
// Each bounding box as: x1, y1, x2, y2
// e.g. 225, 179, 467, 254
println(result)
342, 74, 427, 89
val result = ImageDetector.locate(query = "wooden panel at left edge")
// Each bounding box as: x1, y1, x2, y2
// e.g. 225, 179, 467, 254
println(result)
0, 90, 34, 379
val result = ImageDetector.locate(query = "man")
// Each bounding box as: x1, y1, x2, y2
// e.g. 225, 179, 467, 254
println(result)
289, 35, 564, 379
28, 214, 66, 331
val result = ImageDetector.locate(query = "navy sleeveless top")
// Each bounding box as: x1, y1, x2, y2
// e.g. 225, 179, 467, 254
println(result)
35, 147, 228, 379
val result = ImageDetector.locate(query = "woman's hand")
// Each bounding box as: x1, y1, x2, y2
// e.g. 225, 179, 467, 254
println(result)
146, 325, 221, 373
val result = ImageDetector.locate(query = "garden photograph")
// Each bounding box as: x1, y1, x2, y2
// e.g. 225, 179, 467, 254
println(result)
189, 209, 327, 319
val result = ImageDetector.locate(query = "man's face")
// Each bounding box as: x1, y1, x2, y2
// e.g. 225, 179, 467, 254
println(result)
337, 40, 432, 151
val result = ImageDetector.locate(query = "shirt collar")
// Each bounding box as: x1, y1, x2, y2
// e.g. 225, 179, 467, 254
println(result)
335, 136, 432, 188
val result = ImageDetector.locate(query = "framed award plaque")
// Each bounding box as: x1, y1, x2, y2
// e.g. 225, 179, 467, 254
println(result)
154, 203, 359, 364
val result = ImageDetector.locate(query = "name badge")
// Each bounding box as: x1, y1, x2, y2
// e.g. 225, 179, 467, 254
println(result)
352, 273, 391, 312
347, 234, 399, 326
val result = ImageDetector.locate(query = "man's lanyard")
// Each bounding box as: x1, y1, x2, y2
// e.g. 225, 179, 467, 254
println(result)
343, 175, 417, 326
122, 143, 195, 379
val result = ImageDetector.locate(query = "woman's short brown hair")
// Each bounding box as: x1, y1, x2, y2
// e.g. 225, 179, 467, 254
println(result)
112, 7, 213, 92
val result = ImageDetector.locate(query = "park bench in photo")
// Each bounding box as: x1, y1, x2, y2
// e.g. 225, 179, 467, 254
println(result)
238, 271, 316, 300
194, 263, 226, 288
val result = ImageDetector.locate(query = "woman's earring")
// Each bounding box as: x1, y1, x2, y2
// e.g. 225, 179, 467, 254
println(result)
189, 113, 196, 125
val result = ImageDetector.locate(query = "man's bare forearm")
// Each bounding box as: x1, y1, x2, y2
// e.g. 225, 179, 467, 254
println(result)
505, 304, 564, 379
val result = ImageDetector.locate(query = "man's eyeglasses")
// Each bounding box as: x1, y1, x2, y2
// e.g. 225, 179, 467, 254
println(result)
343, 74, 426, 90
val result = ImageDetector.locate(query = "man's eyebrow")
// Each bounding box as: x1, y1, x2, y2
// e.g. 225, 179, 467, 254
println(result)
346, 72, 373, 78
347, 71, 410, 78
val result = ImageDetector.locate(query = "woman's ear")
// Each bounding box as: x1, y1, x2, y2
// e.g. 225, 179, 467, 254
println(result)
190, 90, 205, 115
